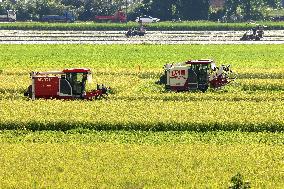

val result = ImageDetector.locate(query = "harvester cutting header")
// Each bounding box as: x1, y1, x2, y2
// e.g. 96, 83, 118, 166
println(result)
160, 59, 235, 92
24, 68, 109, 100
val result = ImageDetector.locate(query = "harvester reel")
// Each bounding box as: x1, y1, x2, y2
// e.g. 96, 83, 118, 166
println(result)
209, 65, 236, 89
94, 84, 110, 100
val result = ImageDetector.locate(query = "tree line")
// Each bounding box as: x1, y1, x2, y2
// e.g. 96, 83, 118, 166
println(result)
0, 0, 282, 21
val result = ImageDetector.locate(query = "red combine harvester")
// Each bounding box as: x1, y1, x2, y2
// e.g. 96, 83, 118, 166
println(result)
95, 11, 127, 22
24, 68, 109, 100
160, 59, 235, 92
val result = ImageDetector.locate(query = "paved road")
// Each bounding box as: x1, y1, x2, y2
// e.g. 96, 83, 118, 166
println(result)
0, 30, 284, 44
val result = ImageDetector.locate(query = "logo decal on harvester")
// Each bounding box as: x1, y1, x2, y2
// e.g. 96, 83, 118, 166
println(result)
37, 78, 52, 82
170, 70, 186, 79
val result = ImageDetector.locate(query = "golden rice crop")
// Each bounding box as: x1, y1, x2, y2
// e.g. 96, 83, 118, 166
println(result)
0, 139, 283, 188
0, 44, 284, 131
0, 99, 283, 131
0, 44, 284, 188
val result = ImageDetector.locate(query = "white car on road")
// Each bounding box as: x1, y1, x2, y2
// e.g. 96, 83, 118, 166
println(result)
135, 16, 160, 23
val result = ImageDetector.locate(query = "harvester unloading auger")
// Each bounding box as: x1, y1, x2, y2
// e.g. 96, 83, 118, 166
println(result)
159, 59, 236, 92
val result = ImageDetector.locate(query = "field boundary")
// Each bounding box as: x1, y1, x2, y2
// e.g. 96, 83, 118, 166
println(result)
1, 21, 284, 31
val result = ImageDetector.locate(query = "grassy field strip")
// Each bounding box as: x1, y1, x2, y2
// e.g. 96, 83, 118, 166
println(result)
0, 99, 283, 131
1, 21, 284, 31
0, 131, 283, 188
1, 130, 284, 144
0, 139, 283, 188
1, 44, 284, 69
2, 67, 284, 78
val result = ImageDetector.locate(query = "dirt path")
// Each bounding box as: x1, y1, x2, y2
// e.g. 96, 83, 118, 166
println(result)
0, 30, 283, 44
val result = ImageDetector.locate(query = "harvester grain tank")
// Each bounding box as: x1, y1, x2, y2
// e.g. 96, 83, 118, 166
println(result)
24, 68, 109, 100
0, 10, 16, 22
160, 59, 235, 92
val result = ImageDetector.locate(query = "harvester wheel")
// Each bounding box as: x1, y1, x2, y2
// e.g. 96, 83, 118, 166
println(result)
91, 95, 99, 100
159, 74, 166, 85
199, 85, 208, 93
255, 36, 261, 41
24, 85, 32, 98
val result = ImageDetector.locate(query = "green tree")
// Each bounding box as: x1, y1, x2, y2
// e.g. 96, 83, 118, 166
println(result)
14, 0, 35, 20
179, 0, 209, 20
265, 0, 280, 8
241, 0, 265, 20
131, 0, 209, 21
149, 0, 174, 20
0, 0, 16, 14
224, 0, 267, 21
78, 0, 97, 21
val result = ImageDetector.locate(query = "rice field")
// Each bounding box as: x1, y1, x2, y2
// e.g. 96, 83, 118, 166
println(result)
0, 44, 283, 188
0, 130, 284, 188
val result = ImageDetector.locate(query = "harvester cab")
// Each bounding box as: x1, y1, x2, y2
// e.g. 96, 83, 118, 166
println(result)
160, 59, 235, 92
24, 68, 109, 100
